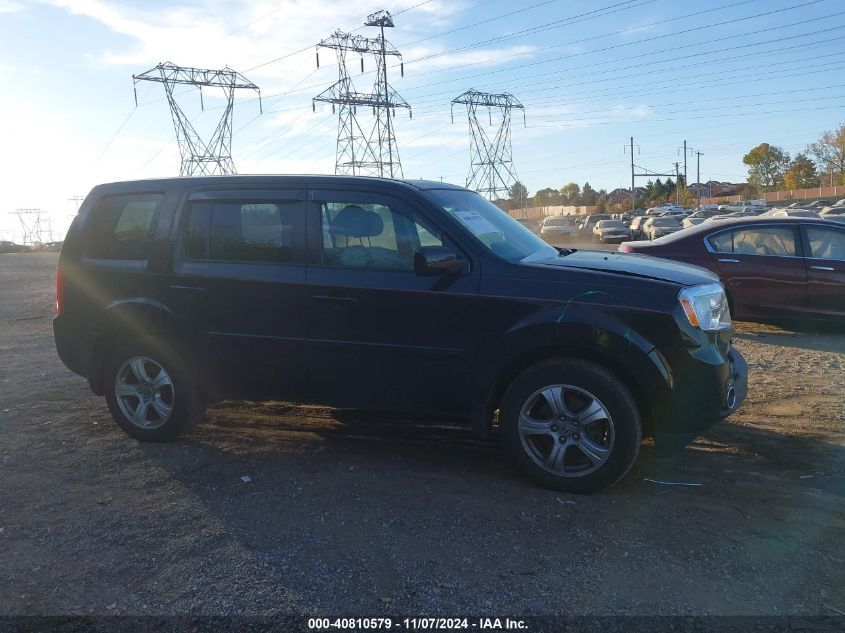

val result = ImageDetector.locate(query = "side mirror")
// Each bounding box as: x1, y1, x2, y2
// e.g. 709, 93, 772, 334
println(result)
414, 246, 463, 277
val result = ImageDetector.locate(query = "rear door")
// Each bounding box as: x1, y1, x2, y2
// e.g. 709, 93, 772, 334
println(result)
705, 224, 807, 318
802, 224, 845, 318
166, 187, 309, 399
305, 188, 480, 416
73, 191, 166, 333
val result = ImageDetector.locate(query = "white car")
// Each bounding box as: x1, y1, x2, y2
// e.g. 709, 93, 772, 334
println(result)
645, 203, 684, 216
764, 209, 821, 218
657, 208, 691, 219
642, 217, 683, 240
539, 216, 577, 239
722, 201, 766, 213
592, 220, 630, 243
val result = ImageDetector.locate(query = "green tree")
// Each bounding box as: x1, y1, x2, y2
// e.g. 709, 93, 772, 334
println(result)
508, 181, 528, 208
581, 182, 598, 205
742, 143, 790, 191
533, 187, 560, 206
807, 123, 845, 186
594, 189, 609, 212
559, 182, 581, 205
783, 153, 820, 189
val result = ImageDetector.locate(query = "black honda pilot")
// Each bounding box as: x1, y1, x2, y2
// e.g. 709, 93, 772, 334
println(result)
54, 176, 747, 493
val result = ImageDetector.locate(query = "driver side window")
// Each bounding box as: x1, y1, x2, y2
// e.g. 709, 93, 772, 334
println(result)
319, 199, 443, 271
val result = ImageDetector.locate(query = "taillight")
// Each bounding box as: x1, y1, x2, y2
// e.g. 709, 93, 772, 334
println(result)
56, 267, 63, 315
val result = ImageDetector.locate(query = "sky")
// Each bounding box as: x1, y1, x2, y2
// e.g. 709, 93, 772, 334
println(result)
1, 0, 844, 242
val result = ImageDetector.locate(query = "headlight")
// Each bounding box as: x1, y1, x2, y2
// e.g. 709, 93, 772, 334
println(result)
678, 283, 731, 331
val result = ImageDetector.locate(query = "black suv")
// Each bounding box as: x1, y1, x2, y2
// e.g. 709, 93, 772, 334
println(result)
54, 176, 747, 493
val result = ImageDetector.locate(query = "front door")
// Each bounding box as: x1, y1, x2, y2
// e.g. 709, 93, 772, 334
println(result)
305, 189, 479, 417
705, 224, 807, 319
166, 187, 309, 400
803, 224, 845, 318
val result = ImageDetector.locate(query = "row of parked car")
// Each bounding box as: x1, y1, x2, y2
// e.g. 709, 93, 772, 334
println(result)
536, 199, 845, 245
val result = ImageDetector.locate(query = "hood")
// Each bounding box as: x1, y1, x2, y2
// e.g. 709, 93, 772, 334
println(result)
528, 249, 718, 286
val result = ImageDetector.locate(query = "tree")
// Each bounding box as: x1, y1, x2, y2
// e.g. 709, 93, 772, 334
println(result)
559, 182, 581, 205
508, 181, 528, 208
783, 153, 820, 189
581, 182, 598, 205
807, 123, 845, 186
532, 187, 560, 206
595, 189, 609, 212
742, 143, 790, 191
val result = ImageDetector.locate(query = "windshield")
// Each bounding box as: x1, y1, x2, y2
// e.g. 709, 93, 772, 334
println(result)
600, 220, 626, 229
653, 218, 679, 226
544, 217, 569, 226
428, 189, 558, 262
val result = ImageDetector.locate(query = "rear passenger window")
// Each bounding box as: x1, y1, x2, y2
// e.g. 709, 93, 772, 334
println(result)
184, 200, 295, 263
85, 193, 163, 260
708, 227, 797, 257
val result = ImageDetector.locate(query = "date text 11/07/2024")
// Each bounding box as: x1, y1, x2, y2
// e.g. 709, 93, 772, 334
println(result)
307, 617, 528, 630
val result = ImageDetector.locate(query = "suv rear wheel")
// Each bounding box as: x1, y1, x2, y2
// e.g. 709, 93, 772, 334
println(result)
500, 358, 641, 493
104, 339, 205, 442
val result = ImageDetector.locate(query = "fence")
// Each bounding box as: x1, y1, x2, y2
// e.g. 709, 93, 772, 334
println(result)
508, 205, 598, 219
699, 185, 845, 206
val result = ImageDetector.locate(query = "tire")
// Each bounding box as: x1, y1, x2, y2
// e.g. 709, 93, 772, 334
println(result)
104, 338, 205, 442
499, 358, 641, 493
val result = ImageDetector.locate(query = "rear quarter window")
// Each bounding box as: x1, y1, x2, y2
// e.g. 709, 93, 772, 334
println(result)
84, 193, 163, 260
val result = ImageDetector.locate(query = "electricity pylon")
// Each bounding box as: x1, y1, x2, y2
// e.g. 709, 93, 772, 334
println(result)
313, 10, 411, 178
451, 90, 525, 201
10, 209, 52, 245
133, 62, 262, 176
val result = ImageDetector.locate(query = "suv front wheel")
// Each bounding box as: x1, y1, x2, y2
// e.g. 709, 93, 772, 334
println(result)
500, 358, 641, 493
104, 339, 205, 442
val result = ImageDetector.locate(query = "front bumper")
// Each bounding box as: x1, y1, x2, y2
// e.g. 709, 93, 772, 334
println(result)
649, 342, 747, 453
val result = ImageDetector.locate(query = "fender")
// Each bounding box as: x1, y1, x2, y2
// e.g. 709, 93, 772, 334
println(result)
471, 300, 673, 437
87, 297, 165, 394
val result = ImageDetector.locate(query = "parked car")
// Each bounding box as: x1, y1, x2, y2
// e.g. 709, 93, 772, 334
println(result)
0, 240, 26, 254
619, 217, 845, 323
628, 216, 649, 239
804, 200, 832, 210
646, 203, 684, 216
820, 205, 845, 216
643, 216, 683, 240
764, 209, 821, 218
580, 213, 611, 235
708, 210, 759, 221
683, 210, 719, 228
539, 215, 577, 240
53, 175, 747, 493
657, 208, 691, 219
721, 201, 767, 213
592, 219, 630, 243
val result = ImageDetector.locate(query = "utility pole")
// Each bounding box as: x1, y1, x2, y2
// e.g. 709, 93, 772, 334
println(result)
695, 150, 704, 211
451, 90, 525, 202
683, 140, 688, 185
675, 162, 681, 205
629, 137, 636, 213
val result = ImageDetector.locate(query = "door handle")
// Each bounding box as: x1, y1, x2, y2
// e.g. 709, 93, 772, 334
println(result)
810, 265, 834, 271
311, 295, 358, 310
169, 284, 207, 294
718, 258, 740, 263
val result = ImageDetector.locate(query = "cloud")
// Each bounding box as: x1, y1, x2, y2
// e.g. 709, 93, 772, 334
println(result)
0, 0, 24, 13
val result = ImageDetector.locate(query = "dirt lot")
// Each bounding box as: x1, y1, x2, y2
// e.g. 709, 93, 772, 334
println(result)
0, 252, 843, 617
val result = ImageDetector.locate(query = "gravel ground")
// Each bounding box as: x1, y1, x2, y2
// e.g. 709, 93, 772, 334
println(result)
0, 252, 843, 618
